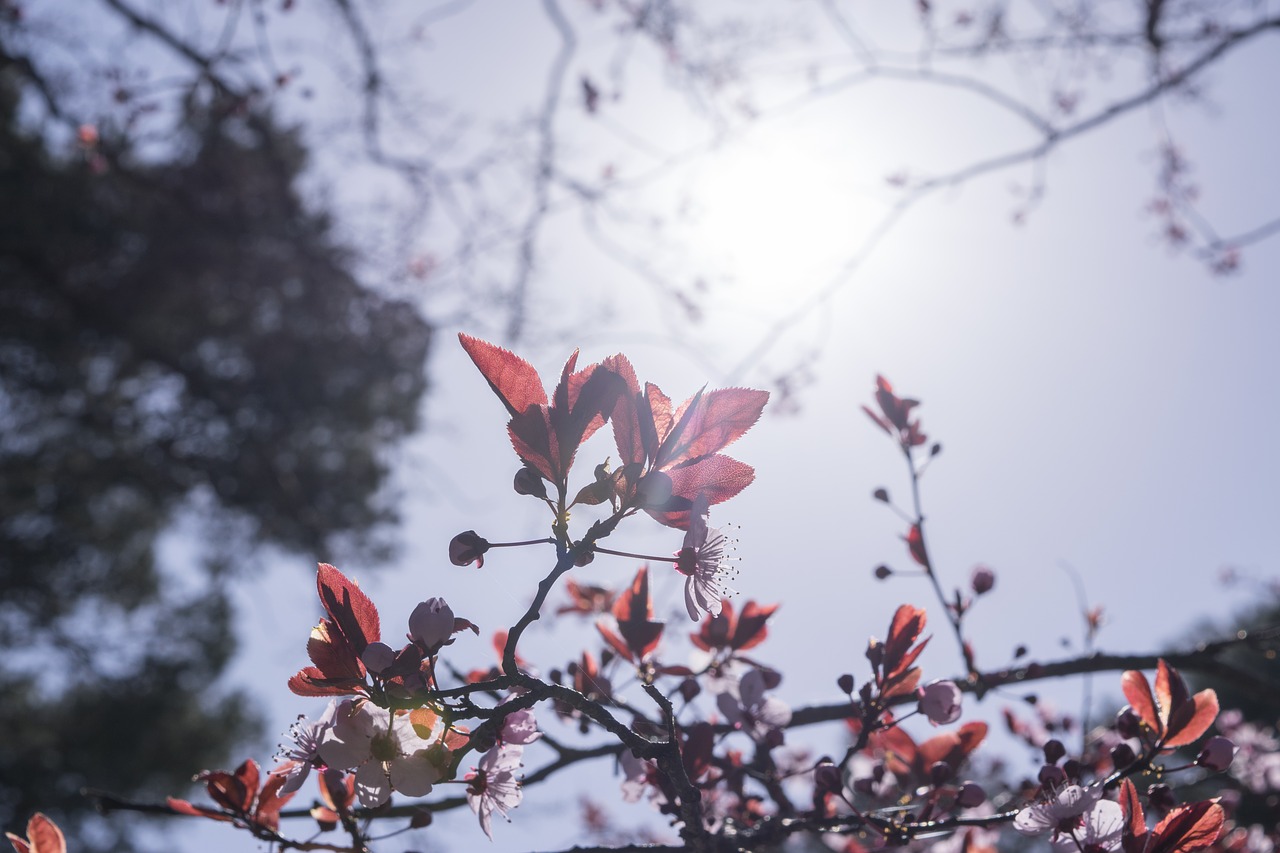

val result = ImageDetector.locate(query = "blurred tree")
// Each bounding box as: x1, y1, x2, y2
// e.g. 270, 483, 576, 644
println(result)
0, 60, 431, 848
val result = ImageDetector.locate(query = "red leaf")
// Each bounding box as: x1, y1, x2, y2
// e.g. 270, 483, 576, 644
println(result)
253, 770, 296, 831
166, 797, 234, 823
9, 814, 66, 853
288, 666, 365, 697
550, 361, 625, 479
649, 454, 756, 529
862, 404, 892, 436
873, 725, 919, 778
1122, 669, 1162, 738
1155, 659, 1176, 730
316, 563, 380, 656
305, 620, 364, 682
197, 769, 250, 814
1119, 778, 1147, 853
319, 768, 356, 812
1164, 689, 1219, 748
602, 354, 644, 466
732, 601, 779, 652
883, 604, 927, 676
691, 599, 733, 652
604, 568, 665, 661
596, 620, 635, 663
459, 333, 547, 417
919, 721, 988, 771
905, 525, 929, 568
643, 382, 675, 456
659, 387, 768, 468
508, 407, 556, 483
1148, 801, 1225, 853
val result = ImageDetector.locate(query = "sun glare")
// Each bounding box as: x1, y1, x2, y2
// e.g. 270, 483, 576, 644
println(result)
683, 124, 882, 315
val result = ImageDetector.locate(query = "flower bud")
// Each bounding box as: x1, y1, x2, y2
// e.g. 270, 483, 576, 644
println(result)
1116, 706, 1141, 740
813, 760, 842, 796
513, 465, 547, 498
1038, 764, 1067, 787
449, 531, 490, 567
865, 638, 884, 669
872, 488, 890, 502
1147, 784, 1176, 812
970, 566, 996, 595
1196, 736, 1235, 772
929, 761, 952, 786
1110, 743, 1136, 769
1062, 759, 1083, 781
955, 781, 986, 809
918, 680, 963, 725
874, 564, 893, 580
409, 598, 456, 650
1043, 739, 1066, 765
361, 641, 397, 675
837, 673, 855, 695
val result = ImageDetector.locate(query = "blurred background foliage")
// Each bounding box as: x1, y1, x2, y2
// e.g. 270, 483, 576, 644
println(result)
0, 60, 431, 848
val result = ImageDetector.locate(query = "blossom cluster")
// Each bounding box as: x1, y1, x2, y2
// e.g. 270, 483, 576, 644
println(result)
18, 340, 1272, 853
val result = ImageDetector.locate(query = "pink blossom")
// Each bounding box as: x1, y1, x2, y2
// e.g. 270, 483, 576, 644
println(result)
918, 680, 963, 725
716, 669, 791, 743
674, 497, 736, 622
1049, 799, 1124, 853
1014, 785, 1103, 837
466, 744, 523, 839
499, 707, 542, 746
273, 699, 338, 795
618, 748, 655, 803
317, 700, 444, 807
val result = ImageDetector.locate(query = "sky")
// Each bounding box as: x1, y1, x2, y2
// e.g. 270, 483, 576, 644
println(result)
34, 0, 1280, 850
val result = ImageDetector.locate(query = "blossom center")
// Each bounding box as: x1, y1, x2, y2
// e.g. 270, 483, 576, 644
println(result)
370, 730, 398, 763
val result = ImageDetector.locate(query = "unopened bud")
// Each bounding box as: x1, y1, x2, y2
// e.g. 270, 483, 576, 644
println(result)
1038, 764, 1066, 787
837, 674, 855, 695
873, 488, 890, 502
865, 638, 884, 669
813, 760, 841, 795
449, 531, 490, 567
361, 641, 397, 675
1116, 707, 1141, 740
970, 566, 996, 595
513, 465, 548, 498
1062, 759, 1083, 781
874, 564, 892, 580
1147, 784, 1176, 812
1043, 739, 1066, 765
918, 680, 963, 725
1111, 743, 1136, 769
1196, 736, 1235, 772
929, 761, 952, 786
955, 782, 986, 809
678, 678, 700, 703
